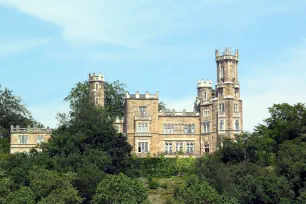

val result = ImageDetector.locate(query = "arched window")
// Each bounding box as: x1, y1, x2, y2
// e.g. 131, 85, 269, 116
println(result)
95, 97, 99, 105
186, 143, 190, 153
190, 143, 194, 153
165, 143, 173, 154
96, 83, 99, 90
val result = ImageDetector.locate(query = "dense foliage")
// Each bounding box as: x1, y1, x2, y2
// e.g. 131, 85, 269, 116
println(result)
93, 173, 149, 204
1, 80, 306, 203
193, 103, 306, 204
0, 85, 43, 138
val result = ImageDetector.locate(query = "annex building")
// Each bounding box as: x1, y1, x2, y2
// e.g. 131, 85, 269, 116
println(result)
10, 48, 243, 157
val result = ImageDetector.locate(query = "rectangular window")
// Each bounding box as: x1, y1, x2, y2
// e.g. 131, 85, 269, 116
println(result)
176, 143, 183, 152
18, 135, 28, 144
235, 120, 240, 130
186, 143, 194, 153
139, 106, 147, 116
36, 135, 44, 144
219, 120, 224, 130
203, 110, 210, 117
137, 122, 148, 133
203, 123, 210, 133
184, 124, 195, 134
138, 142, 148, 153
219, 103, 225, 112
234, 104, 238, 112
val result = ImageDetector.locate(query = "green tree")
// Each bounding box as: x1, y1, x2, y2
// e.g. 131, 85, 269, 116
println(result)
175, 176, 237, 204
104, 80, 126, 117
29, 167, 82, 203
0, 85, 43, 138
5, 186, 36, 204
93, 173, 149, 204
44, 80, 132, 173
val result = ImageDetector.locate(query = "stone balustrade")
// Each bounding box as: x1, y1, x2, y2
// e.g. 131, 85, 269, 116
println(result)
218, 111, 226, 117
135, 115, 152, 121
135, 132, 152, 137
10, 125, 52, 133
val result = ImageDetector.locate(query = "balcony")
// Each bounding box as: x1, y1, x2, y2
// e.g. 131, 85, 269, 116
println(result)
135, 132, 152, 137
218, 111, 226, 117
233, 112, 241, 117
135, 115, 152, 121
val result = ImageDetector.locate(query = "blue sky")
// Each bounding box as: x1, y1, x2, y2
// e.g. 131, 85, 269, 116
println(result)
0, 0, 306, 131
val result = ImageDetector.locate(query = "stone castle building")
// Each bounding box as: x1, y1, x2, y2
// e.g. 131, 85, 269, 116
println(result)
10, 48, 243, 156
90, 48, 243, 157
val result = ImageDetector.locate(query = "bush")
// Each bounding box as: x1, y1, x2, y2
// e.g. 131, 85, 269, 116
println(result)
148, 180, 159, 189
160, 182, 168, 189
93, 173, 149, 204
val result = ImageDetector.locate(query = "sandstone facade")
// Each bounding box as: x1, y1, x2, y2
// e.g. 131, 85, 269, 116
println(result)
10, 48, 243, 156
91, 48, 243, 157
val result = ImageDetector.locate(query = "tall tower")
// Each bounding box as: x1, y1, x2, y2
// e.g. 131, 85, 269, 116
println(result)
214, 48, 243, 143
89, 72, 105, 106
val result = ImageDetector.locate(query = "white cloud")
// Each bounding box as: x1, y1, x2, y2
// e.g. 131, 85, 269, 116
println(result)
29, 101, 69, 128
0, 39, 49, 58
4, 0, 303, 49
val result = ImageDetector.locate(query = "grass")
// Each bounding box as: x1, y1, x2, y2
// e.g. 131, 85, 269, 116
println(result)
141, 175, 189, 204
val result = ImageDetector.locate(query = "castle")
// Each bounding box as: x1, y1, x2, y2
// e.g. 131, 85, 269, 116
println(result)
10, 48, 243, 156
89, 47, 243, 157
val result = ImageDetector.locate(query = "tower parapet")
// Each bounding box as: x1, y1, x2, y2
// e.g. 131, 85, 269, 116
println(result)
125, 91, 159, 99
89, 72, 104, 82
197, 79, 212, 88
215, 47, 239, 62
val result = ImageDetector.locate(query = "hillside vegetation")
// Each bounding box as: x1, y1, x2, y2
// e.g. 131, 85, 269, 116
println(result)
0, 82, 306, 203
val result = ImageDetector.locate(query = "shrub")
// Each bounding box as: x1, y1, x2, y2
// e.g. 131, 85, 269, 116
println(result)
160, 183, 168, 189
148, 180, 159, 189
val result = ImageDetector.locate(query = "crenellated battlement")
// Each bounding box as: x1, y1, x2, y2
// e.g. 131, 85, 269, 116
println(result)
215, 47, 239, 62
197, 79, 212, 88
89, 72, 104, 82
125, 91, 159, 99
